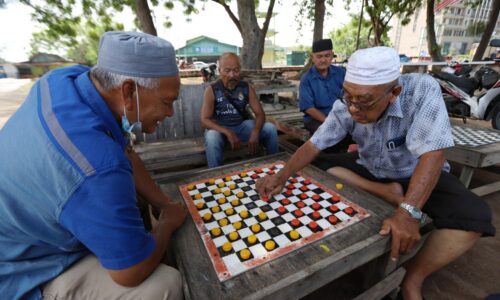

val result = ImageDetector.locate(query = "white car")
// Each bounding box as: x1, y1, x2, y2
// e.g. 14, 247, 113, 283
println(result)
193, 61, 209, 70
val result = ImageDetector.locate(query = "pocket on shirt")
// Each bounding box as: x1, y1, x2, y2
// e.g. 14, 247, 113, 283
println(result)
385, 135, 406, 151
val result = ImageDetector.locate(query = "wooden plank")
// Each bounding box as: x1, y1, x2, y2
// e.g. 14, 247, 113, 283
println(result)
352, 268, 406, 300
181, 84, 207, 137
458, 166, 475, 188
164, 153, 417, 300
471, 181, 500, 197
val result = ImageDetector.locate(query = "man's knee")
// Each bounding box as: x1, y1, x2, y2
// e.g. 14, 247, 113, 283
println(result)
262, 122, 277, 136
204, 129, 224, 147
143, 265, 183, 300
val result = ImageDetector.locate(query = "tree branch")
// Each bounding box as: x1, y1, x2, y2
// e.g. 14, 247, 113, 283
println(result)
212, 0, 241, 33
261, 0, 276, 36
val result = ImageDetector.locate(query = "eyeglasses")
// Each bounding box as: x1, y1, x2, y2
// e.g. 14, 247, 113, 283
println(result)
340, 85, 396, 111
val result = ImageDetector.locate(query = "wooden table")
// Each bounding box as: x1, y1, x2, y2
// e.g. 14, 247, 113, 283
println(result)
161, 153, 426, 300
444, 122, 500, 196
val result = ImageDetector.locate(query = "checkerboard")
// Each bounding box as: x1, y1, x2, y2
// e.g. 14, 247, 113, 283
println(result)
179, 162, 370, 281
452, 125, 500, 147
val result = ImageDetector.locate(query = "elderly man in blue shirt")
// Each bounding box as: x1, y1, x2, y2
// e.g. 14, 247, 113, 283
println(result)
0, 32, 186, 300
257, 47, 495, 300
299, 39, 345, 135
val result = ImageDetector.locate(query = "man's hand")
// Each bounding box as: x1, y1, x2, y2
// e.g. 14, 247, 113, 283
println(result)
248, 130, 260, 154
256, 174, 287, 198
154, 202, 187, 232
225, 131, 242, 150
379, 208, 421, 261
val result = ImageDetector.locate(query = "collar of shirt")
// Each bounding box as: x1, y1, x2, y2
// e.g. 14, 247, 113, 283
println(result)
377, 95, 404, 124
74, 71, 127, 151
311, 65, 334, 80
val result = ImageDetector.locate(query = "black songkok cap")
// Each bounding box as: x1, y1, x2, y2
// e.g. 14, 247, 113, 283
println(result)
312, 39, 333, 53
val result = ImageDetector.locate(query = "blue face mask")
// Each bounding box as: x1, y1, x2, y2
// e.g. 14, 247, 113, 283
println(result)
122, 82, 142, 141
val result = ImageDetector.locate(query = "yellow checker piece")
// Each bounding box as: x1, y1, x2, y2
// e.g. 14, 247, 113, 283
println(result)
247, 235, 257, 244
211, 227, 222, 237
239, 248, 251, 260
218, 218, 229, 226
233, 221, 242, 230
228, 231, 239, 241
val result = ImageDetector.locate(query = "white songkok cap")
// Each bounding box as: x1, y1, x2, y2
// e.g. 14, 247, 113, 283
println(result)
345, 46, 400, 85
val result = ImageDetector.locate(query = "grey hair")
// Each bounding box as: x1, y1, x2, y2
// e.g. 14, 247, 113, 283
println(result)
90, 66, 160, 90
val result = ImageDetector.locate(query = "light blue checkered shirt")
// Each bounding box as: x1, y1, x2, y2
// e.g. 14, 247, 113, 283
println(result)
310, 73, 454, 179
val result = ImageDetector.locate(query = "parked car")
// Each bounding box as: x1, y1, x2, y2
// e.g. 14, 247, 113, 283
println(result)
193, 61, 209, 70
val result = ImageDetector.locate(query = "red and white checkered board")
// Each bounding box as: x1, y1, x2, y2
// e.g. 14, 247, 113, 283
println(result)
179, 162, 370, 281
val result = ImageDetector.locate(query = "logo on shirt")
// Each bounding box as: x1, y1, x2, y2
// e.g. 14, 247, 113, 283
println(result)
386, 136, 406, 150
238, 92, 244, 101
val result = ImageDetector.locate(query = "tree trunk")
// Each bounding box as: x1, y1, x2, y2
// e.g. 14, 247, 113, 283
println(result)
293, 0, 326, 80
426, 0, 443, 61
472, 0, 500, 61
236, 0, 276, 69
135, 0, 157, 36
313, 0, 326, 42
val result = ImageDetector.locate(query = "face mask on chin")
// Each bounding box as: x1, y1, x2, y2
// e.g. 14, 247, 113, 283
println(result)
121, 81, 142, 145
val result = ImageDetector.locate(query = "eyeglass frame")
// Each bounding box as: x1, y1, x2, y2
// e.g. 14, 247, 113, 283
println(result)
340, 84, 397, 111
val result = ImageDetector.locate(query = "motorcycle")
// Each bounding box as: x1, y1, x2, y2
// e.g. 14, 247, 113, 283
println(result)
200, 63, 218, 83
430, 65, 500, 129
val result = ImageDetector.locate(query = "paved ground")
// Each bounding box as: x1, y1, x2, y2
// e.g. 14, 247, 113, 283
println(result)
1, 79, 498, 299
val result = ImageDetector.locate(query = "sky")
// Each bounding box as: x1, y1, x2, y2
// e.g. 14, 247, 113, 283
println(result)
0, 0, 360, 63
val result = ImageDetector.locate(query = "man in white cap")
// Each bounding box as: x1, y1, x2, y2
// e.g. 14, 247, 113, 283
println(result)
0, 31, 185, 299
256, 47, 495, 299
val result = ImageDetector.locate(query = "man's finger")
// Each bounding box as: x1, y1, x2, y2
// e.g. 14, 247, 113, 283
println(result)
269, 184, 283, 197
390, 235, 401, 261
399, 239, 409, 254
379, 221, 391, 236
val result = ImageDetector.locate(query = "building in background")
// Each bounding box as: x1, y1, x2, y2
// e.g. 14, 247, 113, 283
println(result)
390, 0, 500, 59
176, 36, 240, 65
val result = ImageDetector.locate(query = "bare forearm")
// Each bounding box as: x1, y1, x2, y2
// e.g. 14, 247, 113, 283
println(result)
278, 141, 321, 181
305, 108, 326, 122
127, 149, 170, 208
201, 118, 231, 135
109, 220, 174, 287
253, 112, 265, 133
404, 150, 445, 208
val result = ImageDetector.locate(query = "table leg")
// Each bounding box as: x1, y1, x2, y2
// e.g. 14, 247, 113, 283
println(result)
458, 166, 475, 188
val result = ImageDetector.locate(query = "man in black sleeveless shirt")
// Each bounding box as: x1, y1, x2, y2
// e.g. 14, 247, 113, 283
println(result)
201, 53, 278, 168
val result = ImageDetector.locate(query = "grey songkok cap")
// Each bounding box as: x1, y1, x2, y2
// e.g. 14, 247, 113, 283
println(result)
97, 31, 178, 78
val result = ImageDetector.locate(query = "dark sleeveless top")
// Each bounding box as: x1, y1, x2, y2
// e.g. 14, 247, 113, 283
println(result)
211, 79, 249, 127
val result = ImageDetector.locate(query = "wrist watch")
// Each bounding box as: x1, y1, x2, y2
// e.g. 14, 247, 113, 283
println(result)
399, 202, 423, 220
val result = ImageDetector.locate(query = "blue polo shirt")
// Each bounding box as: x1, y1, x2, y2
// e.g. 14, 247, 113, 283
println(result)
299, 65, 345, 121
0, 65, 155, 300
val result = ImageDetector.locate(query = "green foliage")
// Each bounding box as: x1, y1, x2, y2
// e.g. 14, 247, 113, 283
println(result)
30, 17, 124, 66
293, 0, 334, 33
466, 21, 486, 37
21, 0, 200, 64
345, 0, 422, 45
329, 14, 384, 59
